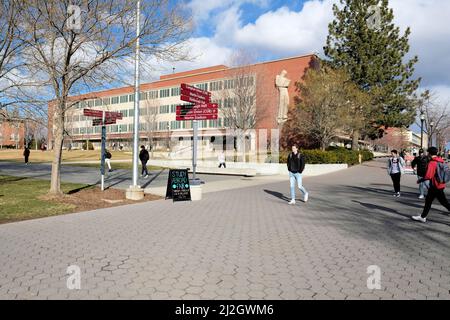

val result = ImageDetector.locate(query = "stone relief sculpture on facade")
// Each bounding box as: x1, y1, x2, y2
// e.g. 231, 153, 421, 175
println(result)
276, 70, 291, 125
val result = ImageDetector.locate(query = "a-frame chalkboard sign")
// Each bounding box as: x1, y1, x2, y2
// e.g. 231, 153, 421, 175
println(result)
165, 169, 191, 202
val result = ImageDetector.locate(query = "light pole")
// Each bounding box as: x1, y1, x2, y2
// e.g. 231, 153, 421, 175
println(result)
420, 112, 425, 149
126, 0, 144, 200
167, 123, 170, 153
429, 121, 434, 148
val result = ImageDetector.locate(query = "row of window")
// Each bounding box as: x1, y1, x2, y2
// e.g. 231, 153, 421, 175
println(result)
71, 77, 255, 110
68, 118, 230, 135
66, 97, 250, 123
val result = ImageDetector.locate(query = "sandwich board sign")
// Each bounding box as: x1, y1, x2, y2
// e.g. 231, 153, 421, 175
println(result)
165, 169, 191, 202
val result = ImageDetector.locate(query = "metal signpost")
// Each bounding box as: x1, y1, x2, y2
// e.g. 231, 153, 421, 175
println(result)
178, 84, 216, 183
83, 108, 122, 191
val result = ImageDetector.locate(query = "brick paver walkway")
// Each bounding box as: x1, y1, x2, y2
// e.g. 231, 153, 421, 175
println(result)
1, 159, 449, 300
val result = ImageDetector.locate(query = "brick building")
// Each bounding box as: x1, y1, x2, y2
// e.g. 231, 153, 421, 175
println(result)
48, 54, 318, 152
0, 111, 25, 149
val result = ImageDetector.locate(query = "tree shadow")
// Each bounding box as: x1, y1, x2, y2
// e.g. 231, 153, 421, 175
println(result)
67, 184, 96, 195
141, 169, 165, 189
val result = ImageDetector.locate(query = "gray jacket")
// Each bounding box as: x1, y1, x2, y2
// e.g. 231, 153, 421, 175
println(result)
387, 157, 405, 175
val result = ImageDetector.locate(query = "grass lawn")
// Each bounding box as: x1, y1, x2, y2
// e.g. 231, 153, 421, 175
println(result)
0, 149, 132, 163
0, 175, 90, 224
0, 175, 162, 224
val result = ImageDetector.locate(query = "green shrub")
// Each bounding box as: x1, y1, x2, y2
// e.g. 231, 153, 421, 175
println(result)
82, 141, 94, 150
280, 149, 374, 165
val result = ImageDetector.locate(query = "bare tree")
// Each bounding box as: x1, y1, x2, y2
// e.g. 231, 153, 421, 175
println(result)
17, 0, 191, 194
418, 90, 450, 150
220, 51, 269, 162
142, 99, 159, 157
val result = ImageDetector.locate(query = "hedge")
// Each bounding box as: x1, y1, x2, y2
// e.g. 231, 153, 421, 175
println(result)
280, 148, 374, 165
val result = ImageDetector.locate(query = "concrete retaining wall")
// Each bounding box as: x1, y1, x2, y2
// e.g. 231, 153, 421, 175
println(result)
148, 159, 348, 177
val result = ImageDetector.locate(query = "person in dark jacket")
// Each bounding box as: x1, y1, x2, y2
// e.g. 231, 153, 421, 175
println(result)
411, 148, 430, 199
104, 149, 112, 172
412, 147, 450, 223
23, 146, 30, 164
139, 145, 150, 178
287, 144, 308, 205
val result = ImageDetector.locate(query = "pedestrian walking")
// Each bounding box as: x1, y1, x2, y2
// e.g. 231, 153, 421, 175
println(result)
411, 148, 429, 199
400, 149, 406, 160
287, 144, 308, 204
104, 149, 112, 172
23, 146, 30, 164
387, 150, 406, 197
218, 151, 226, 168
139, 145, 150, 178
412, 147, 450, 223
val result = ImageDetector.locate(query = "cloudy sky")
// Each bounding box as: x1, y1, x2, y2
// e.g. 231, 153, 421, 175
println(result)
158, 0, 450, 105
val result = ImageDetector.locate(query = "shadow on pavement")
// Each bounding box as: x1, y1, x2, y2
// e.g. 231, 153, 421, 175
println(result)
141, 169, 165, 189
264, 189, 307, 203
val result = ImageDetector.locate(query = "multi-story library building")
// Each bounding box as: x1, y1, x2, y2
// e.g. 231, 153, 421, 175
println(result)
48, 54, 318, 154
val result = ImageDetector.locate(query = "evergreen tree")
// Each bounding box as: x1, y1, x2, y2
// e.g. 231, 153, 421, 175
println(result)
324, 0, 421, 140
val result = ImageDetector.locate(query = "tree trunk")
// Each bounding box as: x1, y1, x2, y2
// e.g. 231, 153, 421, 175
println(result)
49, 109, 64, 195
352, 129, 360, 151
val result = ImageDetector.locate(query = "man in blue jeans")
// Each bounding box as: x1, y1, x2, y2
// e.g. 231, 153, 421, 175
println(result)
287, 144, 309, 205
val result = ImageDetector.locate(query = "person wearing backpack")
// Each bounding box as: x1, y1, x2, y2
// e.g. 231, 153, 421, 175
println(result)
411, 148, 429, 199
104, 149, 113, 172
412, 147, 450, 223
287, 144, 308, 205
387, 150, 406, 197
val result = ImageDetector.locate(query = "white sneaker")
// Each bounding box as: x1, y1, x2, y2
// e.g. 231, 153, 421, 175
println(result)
304, 193, 309, 203
418, 195, 425, 199
289, 199, 296, 205
145, 175, 149, 178
411, 216, 426, 223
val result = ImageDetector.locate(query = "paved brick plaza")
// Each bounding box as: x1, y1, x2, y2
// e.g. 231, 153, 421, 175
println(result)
0, 159, 449, 300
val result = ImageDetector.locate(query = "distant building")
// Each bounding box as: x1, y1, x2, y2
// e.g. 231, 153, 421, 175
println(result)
0, 110, 25, 149
372, 127, 428, 153
47, 54, 319, 151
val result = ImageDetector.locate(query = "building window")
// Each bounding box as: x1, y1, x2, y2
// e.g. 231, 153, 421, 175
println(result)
160, 88, 170, 98
158, 121, 169, 131
170, 104, 177, 113
140, 107, 147, 116
110, 125, 118, 133
102, 97, 111, 105
148, 90, 158, 99
170, 121, 181, 130
120, 95, 128, 104
210, 81, 223, 91
159, 105, 170, 114
128, 109, 134, 117
224, 79, 235, 89
111, 96, 119, 104
95, 99, 102, 106
212, 99, 223, 108
195, 83, 208, 91
171, 87, 180, 96
119, 124, 127, 132
139, 92, 147, 100
128, 123, 134, 132
129, 94, 135, 102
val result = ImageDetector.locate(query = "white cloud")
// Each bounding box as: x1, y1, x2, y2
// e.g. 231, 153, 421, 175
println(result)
232, 1, 334, 55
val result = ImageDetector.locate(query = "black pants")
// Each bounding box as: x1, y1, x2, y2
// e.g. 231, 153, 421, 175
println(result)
421, 186, 450, 218
219, 163, 226, 168
141, 161, 148, 176
390, 173, 401, 193
24, 156, 29, 164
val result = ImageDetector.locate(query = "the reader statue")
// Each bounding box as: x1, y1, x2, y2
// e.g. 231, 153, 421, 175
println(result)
276, 70, 291, 125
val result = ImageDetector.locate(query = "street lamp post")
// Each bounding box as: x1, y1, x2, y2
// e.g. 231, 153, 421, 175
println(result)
420, 112, 425, 149
429, 121, 434, 148
167, 123, 170, 152
126, 0, 144, 200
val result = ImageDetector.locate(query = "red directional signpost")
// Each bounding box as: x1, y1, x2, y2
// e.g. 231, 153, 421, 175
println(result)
177, 84, 217, 182
83, 109, 123, 190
